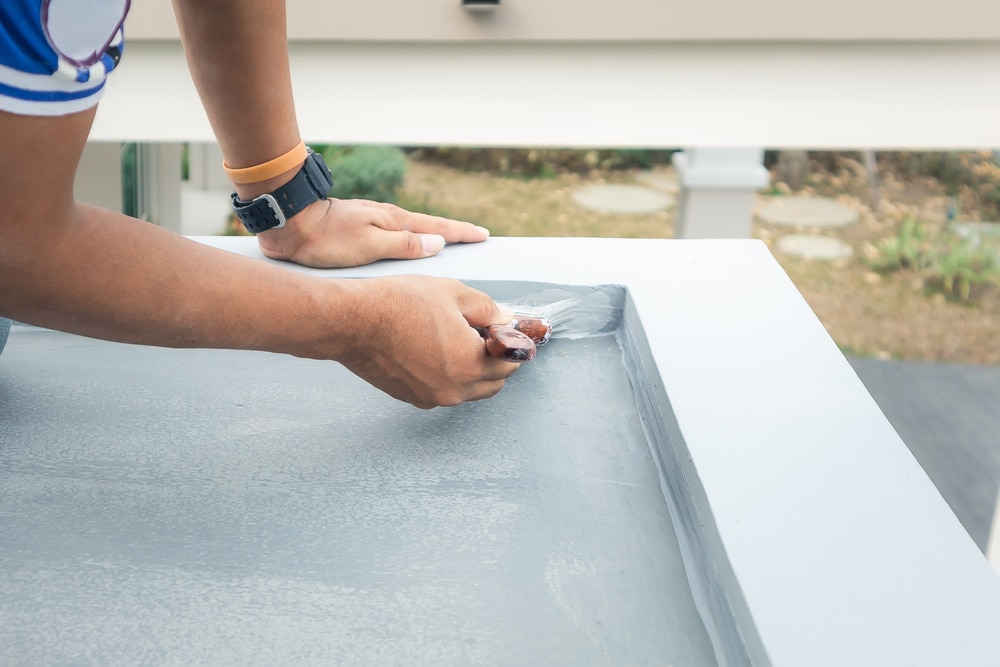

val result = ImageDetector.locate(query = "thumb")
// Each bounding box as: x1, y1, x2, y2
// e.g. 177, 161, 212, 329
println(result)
417, 233, 445, 256
458, 288, 515, 329
379, 232, 447, 261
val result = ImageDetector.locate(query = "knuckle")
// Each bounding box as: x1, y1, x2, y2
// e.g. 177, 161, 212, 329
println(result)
400, 233, 423, 257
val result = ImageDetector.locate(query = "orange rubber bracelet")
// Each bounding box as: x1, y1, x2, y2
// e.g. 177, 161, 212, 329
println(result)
223, 140, 308, 185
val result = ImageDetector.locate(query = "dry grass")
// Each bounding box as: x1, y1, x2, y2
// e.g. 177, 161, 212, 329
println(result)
401, 155, 1000, 365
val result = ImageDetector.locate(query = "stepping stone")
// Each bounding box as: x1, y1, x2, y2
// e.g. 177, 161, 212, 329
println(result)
777, 234, 853, 260
758, 196, 858, 228
633, 170, 679, 193
951, 221, 1000, 244
572, 184, 674, 214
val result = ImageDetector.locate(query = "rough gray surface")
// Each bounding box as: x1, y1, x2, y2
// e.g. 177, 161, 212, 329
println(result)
0, 327, 716, 667
848, 356, 1000, 552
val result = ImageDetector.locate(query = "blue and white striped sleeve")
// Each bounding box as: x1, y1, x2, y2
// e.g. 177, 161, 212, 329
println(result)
0, 0, 129, 116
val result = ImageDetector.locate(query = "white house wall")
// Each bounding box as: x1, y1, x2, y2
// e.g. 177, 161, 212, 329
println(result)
125, 0, 1000, 41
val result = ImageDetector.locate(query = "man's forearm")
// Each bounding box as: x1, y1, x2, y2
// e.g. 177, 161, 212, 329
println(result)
171, 0, 303, 200
2, 201, 360, 360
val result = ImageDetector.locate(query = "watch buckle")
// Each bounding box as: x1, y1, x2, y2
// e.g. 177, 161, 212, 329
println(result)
254, 193, 287, 229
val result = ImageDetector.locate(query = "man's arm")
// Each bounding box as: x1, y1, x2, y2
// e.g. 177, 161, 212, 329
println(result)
170, 0, 490, 268
0, 104, 518, 408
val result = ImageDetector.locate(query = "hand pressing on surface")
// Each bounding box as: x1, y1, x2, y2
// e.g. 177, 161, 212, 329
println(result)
255, 198, 492, 269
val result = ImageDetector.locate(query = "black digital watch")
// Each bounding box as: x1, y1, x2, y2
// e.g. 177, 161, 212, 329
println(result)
230, 148, 333, 234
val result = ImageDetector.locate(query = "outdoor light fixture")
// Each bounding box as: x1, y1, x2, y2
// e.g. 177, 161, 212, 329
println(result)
462, 0, 500, 11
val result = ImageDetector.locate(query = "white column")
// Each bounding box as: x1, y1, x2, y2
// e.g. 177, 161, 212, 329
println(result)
75, 142, 124, 213
181, 142, 233, 236
138, 143, 183, 233
186, 142, 230, 191
672, 147, 769, 239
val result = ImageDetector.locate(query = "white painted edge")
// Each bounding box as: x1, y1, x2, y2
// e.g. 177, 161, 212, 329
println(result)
94, 41, 1000, 148
988, 488, 1000, 575
190, 235, 1000, 667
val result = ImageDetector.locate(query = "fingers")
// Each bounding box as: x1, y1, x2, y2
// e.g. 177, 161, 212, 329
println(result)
371, 204, 490, 261
261, 198, 492, 268
334, 276, 525, 409
385, 230, 446, 261
384, 205, 491, 244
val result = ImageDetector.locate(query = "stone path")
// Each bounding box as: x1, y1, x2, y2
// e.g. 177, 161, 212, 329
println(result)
776, 234, 853, 260
632, 170, 679, 193
571, 183, 674, 214
757, 195, 859, 228
571, 172, 862, 261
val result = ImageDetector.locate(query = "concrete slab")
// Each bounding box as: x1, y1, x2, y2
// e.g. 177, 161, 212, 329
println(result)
572, 184, 674, 213
951, 221, 1000, 246
633, 170, 680, 193
777, 234, 853, 260
758, 196, 859, 228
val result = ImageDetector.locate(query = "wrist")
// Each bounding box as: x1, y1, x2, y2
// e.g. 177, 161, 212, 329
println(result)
226, 139, 307, 198
233, 161, 304, 201
230, 148, 333, 235
256, 197, 328, 262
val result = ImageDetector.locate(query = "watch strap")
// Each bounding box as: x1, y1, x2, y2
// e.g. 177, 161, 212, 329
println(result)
231, 148, 333, 234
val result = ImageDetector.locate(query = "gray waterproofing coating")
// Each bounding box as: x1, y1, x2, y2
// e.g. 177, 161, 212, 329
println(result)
0, 323, 716, 666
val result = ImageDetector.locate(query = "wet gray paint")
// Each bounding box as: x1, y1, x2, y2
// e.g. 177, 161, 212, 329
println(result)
0, 325, 716, 666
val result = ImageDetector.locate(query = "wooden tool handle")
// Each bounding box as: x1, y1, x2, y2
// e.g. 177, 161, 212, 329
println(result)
482, 324, 536, 362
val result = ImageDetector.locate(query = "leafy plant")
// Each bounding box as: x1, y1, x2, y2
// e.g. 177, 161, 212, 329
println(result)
926, 241, 999, 302
320, 145, 407, 204
866, 216, 931, 272
408, 147, 677, 178
867, 216, 1000, 302
885, 151, 1000, 219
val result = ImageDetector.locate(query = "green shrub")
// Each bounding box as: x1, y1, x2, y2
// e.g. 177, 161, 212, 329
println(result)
866, 217, 932, 273
407, 147, 677, 177
320, 145, 407, 204
867, 216, 1000, 302
926, 241, 999, 302
884, 151, 1000, 218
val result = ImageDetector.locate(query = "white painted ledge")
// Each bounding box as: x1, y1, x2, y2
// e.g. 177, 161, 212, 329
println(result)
989, 490, 1000, 575
192, 236, 1000, 666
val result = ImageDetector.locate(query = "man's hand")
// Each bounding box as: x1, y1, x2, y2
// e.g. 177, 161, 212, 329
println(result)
332, 275, 521, 409
256, 198, 491, 268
